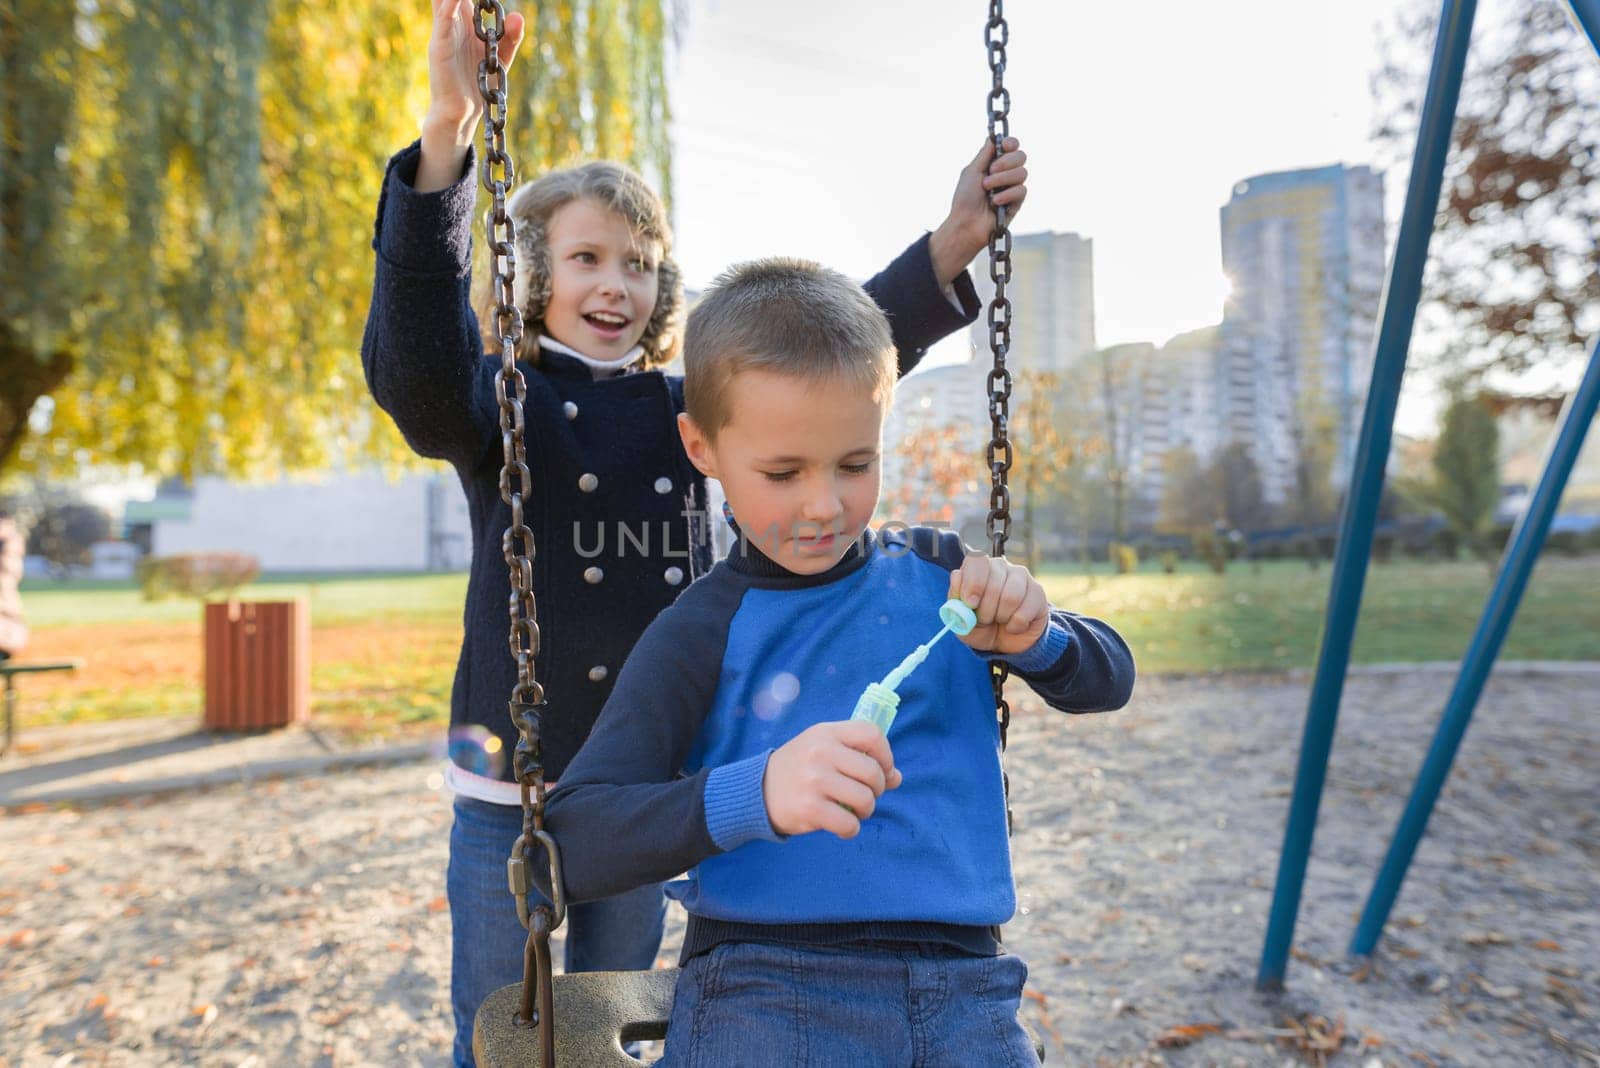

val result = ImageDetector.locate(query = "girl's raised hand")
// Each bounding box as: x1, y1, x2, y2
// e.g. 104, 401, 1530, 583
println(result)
426, 0, 527, 133
417, 0, 527, 191
928, 136, 1029, 288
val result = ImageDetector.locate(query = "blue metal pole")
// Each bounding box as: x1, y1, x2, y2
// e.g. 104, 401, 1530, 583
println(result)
1256, 0, 1479, 991
1566, 0, 1600, 57
1350, 341, 1600, 957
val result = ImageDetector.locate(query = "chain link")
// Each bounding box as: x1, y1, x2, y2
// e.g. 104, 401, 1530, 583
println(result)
473, 2, 558, 1060
984, 0, 1015, 832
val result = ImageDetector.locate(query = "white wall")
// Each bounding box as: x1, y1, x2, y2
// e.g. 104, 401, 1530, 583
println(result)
151, 470, 471, 573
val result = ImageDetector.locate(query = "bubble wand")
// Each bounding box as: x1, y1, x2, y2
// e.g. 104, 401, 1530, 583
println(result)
850, 598, 978, 733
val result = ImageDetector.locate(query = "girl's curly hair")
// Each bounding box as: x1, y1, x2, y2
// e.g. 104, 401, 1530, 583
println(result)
478, 160, 683, 370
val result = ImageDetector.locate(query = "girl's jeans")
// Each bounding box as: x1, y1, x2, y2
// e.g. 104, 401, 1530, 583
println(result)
447, 796, 666, 1067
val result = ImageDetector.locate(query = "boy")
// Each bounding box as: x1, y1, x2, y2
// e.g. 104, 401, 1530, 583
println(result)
541, 258, 1135, 1064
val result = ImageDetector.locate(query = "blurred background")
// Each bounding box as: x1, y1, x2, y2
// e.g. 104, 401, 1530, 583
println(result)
2, 0, 1596, 732
2, 3, 1598, 1065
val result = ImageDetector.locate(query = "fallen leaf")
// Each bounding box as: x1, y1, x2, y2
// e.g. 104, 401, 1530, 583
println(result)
1532, 940, 1562, 951
1155, 1023, 1223, 1048
50, 863, 71, 875
7, 929, 36, 948
1464, 930, 1510, 946
88, 994, 109, 1011
428, 896, 448, 912
1276, 1012, 1348, 1066
1472, 975, 1519, 999
145, 956, 167, 968
1022, 989, 1047, 1006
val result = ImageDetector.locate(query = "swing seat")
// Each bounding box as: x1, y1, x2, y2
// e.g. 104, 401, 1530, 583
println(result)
474, 969, 678, 1067
472, 967, 1047, 1065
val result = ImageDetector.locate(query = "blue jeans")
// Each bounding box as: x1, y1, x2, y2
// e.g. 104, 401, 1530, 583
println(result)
447, 796, 667, 1067
660, 940, 1040, 1066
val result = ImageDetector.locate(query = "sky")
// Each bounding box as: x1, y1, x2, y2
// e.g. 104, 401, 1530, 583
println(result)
669, 0, 1400, 359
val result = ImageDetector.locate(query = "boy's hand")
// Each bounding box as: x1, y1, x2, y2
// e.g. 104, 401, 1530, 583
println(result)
424, 0, 527, 140
928, 136, 1029, 287
949, 554, 1049, 656
764, 721, 903, 839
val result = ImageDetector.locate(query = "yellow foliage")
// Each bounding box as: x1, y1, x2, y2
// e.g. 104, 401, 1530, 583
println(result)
5, 0, 671, 481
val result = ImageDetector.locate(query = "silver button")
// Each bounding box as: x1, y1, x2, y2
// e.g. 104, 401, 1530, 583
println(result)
664, 567, 684, 585
588, 665, 608, 682
578, 473, 599, 493
564, 401, 579, 420
584, 566, 604, 584
654, 477, 673, 494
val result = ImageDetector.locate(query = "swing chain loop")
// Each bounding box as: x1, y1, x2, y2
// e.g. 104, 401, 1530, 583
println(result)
476, 1, 560, 1061
984, 0, 1015, 816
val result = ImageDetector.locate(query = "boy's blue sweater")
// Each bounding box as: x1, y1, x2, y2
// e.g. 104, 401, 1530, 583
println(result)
543, 526, 1135, 962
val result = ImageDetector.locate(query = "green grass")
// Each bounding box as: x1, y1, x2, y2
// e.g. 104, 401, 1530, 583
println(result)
14, 556, 1597, 738
20, 571, 470, 627
1036, 555, 1600, 672
27, 556, 1600, 670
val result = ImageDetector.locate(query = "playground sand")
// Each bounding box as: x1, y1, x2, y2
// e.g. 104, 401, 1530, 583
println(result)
0, 669, 1594, 1066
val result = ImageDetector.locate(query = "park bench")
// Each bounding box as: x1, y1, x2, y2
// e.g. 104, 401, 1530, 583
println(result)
1, 659, 84, 757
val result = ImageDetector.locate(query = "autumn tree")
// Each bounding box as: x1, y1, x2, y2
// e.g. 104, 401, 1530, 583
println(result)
1373, 0, 1599, 384
884, 422, 982, 531
1008, 371, 1078, 569
1428, 389, 1501, 561
1156, 446, 1211, 534
1280, 393, 1340, 569
0, 0, 673, 482
1088, 344, 1144, 542
1207, 440, 1270, 534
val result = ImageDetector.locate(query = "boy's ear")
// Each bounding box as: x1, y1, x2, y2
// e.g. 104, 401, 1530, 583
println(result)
677, 412, 719, 479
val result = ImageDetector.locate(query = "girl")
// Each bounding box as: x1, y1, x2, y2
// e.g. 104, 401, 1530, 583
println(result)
362, 3, 1028, 1063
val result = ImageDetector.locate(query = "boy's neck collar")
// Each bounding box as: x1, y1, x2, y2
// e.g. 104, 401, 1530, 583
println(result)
724, 519, 876, 588
538, 335, 645, 379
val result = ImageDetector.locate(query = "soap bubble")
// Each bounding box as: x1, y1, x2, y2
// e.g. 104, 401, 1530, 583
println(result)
753, 671, 801, 721
445, 725, 504, 779
771, 672, 800, 703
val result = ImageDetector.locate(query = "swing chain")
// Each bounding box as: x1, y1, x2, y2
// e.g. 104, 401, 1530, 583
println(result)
474, 0, 560, 1054
983, 0, 1015, 830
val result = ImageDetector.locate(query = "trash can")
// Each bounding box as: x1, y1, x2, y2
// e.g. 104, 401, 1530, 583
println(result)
203, 600, 310, 731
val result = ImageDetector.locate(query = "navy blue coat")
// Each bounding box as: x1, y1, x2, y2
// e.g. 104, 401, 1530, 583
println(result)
362, 142, 980, 780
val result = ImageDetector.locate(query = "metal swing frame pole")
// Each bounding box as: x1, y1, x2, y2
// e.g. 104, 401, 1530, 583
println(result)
1350, 338, 1600, 956
1347, 0, 1600, 956
1257, 0, 1478, 991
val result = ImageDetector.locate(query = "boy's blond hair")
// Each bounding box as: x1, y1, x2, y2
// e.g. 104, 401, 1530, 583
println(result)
478, 160, 684, 369
683, 258, 895, 437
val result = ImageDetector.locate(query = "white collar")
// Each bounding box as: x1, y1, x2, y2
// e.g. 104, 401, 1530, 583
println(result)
539, 334, 644, 379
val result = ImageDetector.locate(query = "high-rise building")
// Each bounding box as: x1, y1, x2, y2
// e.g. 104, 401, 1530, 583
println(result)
1126, 327, 1222, 521
880, 230, 1096, 533
1218, 164, 1386, 504
969, 230, 1097, 374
